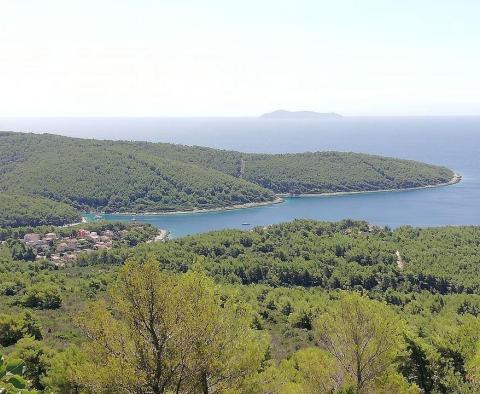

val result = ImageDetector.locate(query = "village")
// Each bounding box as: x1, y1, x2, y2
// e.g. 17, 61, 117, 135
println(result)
22, 225, 168, 266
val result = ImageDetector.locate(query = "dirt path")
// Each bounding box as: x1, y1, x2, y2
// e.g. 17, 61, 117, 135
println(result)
396, 250, 406, 270
239, 158, 246, 178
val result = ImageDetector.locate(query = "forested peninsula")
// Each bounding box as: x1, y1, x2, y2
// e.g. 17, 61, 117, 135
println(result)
0, 132, 456, 227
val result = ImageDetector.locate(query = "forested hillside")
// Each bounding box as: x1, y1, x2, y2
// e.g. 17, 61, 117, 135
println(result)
2, 220, 480, 392
0, 193, 80, 227
0, 132, 455, 227
144, 144, 455, 193
81, 219, 480, 294
0, 132, 274, 215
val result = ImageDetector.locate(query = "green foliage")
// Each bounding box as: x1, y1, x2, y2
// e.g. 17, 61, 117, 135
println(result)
140, 141, 454, 193
314, 293, 405, 393
41, 345, 85, 394
0, 132, 453, 228
21, 313, 42, 341
94, 219, 480, 294
290, 347, 338, 393
0, 193, 80, 228
5, 239, 35, 261
2, 219, 480, 393
0, 314, 25, 347
21, 284, 62, 310
0, 132, 274, 216
238, 151, 453, 194
72, 257, 267, 393
10, 337, 54, 389
393, 225, 480, 292
0, 312, 42, 347
0, 352, 36, 393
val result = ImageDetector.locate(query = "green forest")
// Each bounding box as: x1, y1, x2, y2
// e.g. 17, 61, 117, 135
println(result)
0, 132, 455, 227
1, 219, 480, 393
0, 194, 80, 228
142, 144, 455, 194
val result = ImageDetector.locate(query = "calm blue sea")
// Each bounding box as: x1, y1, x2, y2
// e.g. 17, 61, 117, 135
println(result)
1, 117, 479, 237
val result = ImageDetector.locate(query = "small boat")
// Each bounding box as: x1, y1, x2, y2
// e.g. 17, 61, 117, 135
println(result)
131, 217, 137, 222
241, 222, 250, 226
94, 214, 103, 220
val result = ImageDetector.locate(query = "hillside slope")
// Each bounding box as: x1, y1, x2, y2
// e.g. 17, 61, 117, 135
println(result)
86, 219, 480, 293
0, 132, 456, 226
138, 143, 455, 194
0, 193, 81, 227
0, 132, 274, 214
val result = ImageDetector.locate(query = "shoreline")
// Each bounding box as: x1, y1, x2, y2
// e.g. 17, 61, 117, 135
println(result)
277, 173, 462, 198
83, 173, 461, 220
85, 197, 285, 218
62, 216, 88, 228
146, 228, 170, 242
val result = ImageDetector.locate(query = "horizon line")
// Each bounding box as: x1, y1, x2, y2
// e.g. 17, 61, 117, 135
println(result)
1, 114, 480, 119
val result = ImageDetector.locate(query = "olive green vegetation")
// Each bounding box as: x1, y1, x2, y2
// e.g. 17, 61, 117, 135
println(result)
0, 132, 454, 227
95, 219, 480, 294
2, 220, 480, 393
73, 258, 266, 393
0, 351, 32, 393
0, 132, 274, 217
143, 144, 455, 194
0, 193, 80, 228
0, 220, 157, 244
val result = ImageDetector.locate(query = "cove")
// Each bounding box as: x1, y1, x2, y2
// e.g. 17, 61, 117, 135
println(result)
85, 179, 474, 238
10, 116, 479, 237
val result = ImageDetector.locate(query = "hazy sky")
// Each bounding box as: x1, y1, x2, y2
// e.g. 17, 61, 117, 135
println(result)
1, 0, 480, 116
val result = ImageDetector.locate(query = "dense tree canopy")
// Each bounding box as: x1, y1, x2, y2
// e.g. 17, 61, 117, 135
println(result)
85, 220, 480, 294
0, 193, 80, 227
0, 132, 273, 216
0, 219, 480, 392
148, 144, 454, 194
73, 258, 266, 393
315, 293, 406, 393
0, 132, 455, 227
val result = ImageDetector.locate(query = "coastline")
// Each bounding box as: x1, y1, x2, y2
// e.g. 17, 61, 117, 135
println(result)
277, 173, 462, 198
82, 173, 461, 220
146, 228, 170, 242
85, 197, 285, 219
62, 216, 88, 228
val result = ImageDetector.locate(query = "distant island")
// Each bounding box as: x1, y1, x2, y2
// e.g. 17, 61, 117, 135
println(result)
260, 110, 343, 119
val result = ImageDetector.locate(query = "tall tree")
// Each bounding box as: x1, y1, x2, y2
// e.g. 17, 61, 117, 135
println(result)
314, 293, 404, 393
75, 256, 266, 393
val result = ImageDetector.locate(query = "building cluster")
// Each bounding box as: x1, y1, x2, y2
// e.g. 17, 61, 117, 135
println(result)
23, 228, 127, 266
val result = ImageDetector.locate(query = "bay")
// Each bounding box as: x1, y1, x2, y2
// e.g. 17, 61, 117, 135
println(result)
1, 116, 479, 237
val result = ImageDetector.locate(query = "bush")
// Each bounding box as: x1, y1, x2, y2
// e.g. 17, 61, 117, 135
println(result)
0, 312, 43, 346
42, 345, 85, 393
0, 314, 24, 347
21, 284, 62, 309
0, 352, 30, 391
0, 281, 25, 296
5, 239, 35, 261
11, 336, 54, 389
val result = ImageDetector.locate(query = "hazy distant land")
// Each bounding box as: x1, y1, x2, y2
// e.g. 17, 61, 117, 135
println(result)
260, 110, 343, 119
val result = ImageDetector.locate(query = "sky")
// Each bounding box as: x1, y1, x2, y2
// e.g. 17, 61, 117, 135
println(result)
1, 0, 480, 117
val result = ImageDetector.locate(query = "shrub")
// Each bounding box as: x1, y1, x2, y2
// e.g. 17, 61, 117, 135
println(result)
0, 314, 24, 347
21, 284, 62, 309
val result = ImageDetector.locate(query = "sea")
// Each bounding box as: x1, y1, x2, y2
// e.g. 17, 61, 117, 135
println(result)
1, 116, 479, 237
